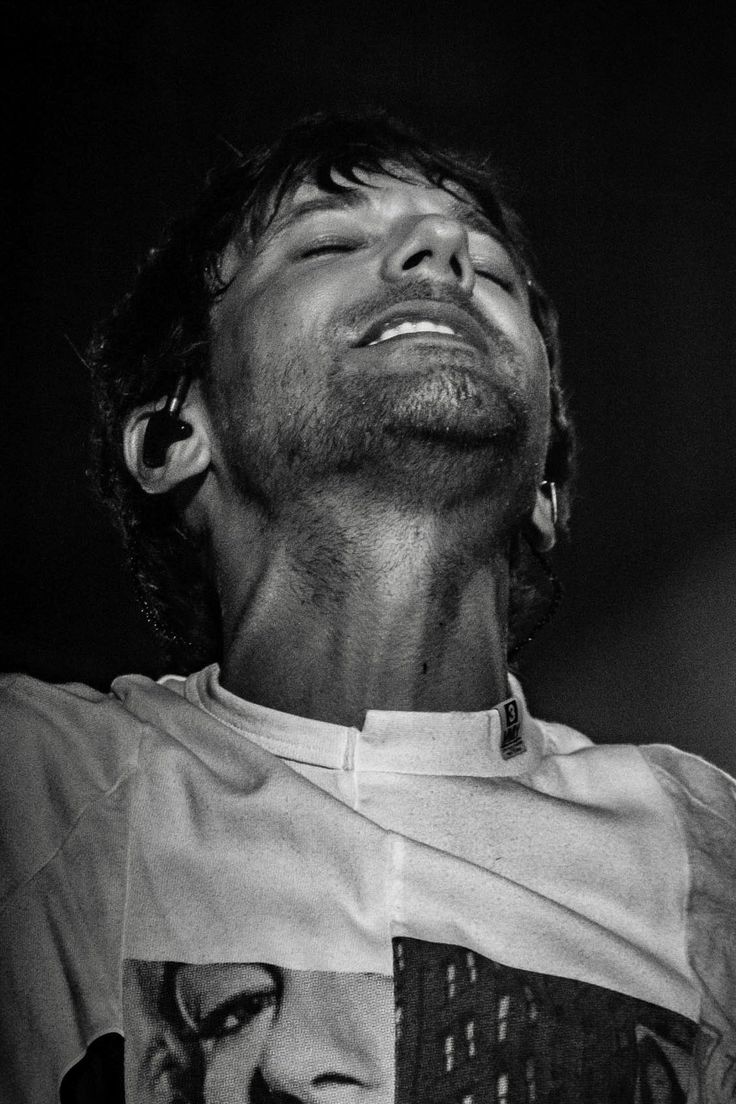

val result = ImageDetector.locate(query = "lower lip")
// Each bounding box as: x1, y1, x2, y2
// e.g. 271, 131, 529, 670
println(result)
363, 333, 481, 352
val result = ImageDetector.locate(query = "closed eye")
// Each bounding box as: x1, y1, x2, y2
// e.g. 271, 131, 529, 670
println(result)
299, 240, 363, 259
472, 265, 516, 293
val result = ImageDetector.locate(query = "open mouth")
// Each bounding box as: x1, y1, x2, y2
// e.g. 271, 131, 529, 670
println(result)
358, 300, 489, 354
368, 319, 458, 344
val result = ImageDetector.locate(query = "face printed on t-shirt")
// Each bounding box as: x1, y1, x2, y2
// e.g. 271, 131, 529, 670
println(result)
123, 960, 394, 1103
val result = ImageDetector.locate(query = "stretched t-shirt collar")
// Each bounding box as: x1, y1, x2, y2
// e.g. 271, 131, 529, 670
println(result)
174, 664, 546, 778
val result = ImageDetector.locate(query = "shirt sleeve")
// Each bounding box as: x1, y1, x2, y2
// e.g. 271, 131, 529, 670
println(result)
642, 744, 736, 1103
0, 674, 140, 1102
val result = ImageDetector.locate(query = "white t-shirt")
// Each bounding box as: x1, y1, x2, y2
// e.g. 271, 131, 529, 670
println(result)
1, 666, 735, 1102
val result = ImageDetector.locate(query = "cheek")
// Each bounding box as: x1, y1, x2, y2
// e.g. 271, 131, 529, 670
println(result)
203, 1032, 265, 1102
242, 277, 336, 368
506, 305, 551, 402
526, 342, 552, 447
213, 255, 363, 393
529, 335, 552, 406
211, 288, 300, 408
494, 302, 552, 448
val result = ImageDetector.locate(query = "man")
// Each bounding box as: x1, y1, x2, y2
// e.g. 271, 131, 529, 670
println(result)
1, 111, 734, 1103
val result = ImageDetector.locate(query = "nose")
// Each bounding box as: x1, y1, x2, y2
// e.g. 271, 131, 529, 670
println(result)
258, 971, 394, 1104
381, 214, 475, 293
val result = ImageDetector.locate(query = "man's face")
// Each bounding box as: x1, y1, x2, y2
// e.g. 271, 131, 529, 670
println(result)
207, 168, 551, 527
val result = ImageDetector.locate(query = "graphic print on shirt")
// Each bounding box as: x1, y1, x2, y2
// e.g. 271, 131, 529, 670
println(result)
122, 960, 395, 1103
122, 943, 697, 1103
393, 939, 698, 1104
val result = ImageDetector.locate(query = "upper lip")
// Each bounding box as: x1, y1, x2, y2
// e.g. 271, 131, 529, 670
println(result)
356, 300, 489, 354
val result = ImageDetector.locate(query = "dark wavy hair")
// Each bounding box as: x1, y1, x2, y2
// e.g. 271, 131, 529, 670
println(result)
88, 109, 576, 672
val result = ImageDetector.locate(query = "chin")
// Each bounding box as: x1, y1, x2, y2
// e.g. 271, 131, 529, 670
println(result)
245, 356, 545, 518
320, 364, 534, 500
386, 367, 529, 445
346, 422, 537, 521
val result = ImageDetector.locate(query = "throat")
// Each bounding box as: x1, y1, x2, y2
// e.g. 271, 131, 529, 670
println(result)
218, 524, 510, 726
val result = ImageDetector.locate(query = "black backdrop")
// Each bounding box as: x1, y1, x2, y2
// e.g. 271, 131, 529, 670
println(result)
4, 2, 736, 772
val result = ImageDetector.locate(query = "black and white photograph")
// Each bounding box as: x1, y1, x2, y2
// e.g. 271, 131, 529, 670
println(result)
123, 946, 698, 1102
123, 961, 394, 1102
2, 4, 735, 1102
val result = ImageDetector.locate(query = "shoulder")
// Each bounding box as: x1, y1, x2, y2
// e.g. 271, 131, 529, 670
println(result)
0, 668, 210, 814
640, 747, 736, 1083
530, 711, 736, 835
533, 716, 595, 755
532, 718, 736, 886
640, 742, 736, 817
530, 700, 736, 809
0, 671, 148, 781
0, 671, 158, 902
638, 743, 736, 866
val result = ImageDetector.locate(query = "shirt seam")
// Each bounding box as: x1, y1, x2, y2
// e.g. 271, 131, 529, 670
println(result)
0, 759, 140, 915
644, 744, 736, 831
638, 751, 703, 1022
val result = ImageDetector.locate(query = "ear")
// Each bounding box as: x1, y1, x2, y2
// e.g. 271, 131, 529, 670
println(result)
124, 383, 212, 495
526, 482, 557, 552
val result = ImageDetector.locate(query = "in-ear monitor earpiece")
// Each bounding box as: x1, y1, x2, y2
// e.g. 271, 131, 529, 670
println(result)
142, 375, 193, 468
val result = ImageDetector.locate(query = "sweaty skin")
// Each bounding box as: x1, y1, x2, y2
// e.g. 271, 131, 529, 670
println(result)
135, 170, 553, 726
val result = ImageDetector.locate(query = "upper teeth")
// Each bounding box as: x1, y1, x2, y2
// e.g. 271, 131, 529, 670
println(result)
369, 320, 457, 345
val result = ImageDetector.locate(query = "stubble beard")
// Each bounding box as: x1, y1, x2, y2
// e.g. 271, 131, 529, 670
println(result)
215, 335, 543, 540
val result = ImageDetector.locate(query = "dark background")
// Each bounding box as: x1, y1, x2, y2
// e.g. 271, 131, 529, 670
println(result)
4, 2, 736, 772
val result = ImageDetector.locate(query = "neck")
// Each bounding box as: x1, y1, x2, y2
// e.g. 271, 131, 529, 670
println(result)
215, 496, 511, 727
